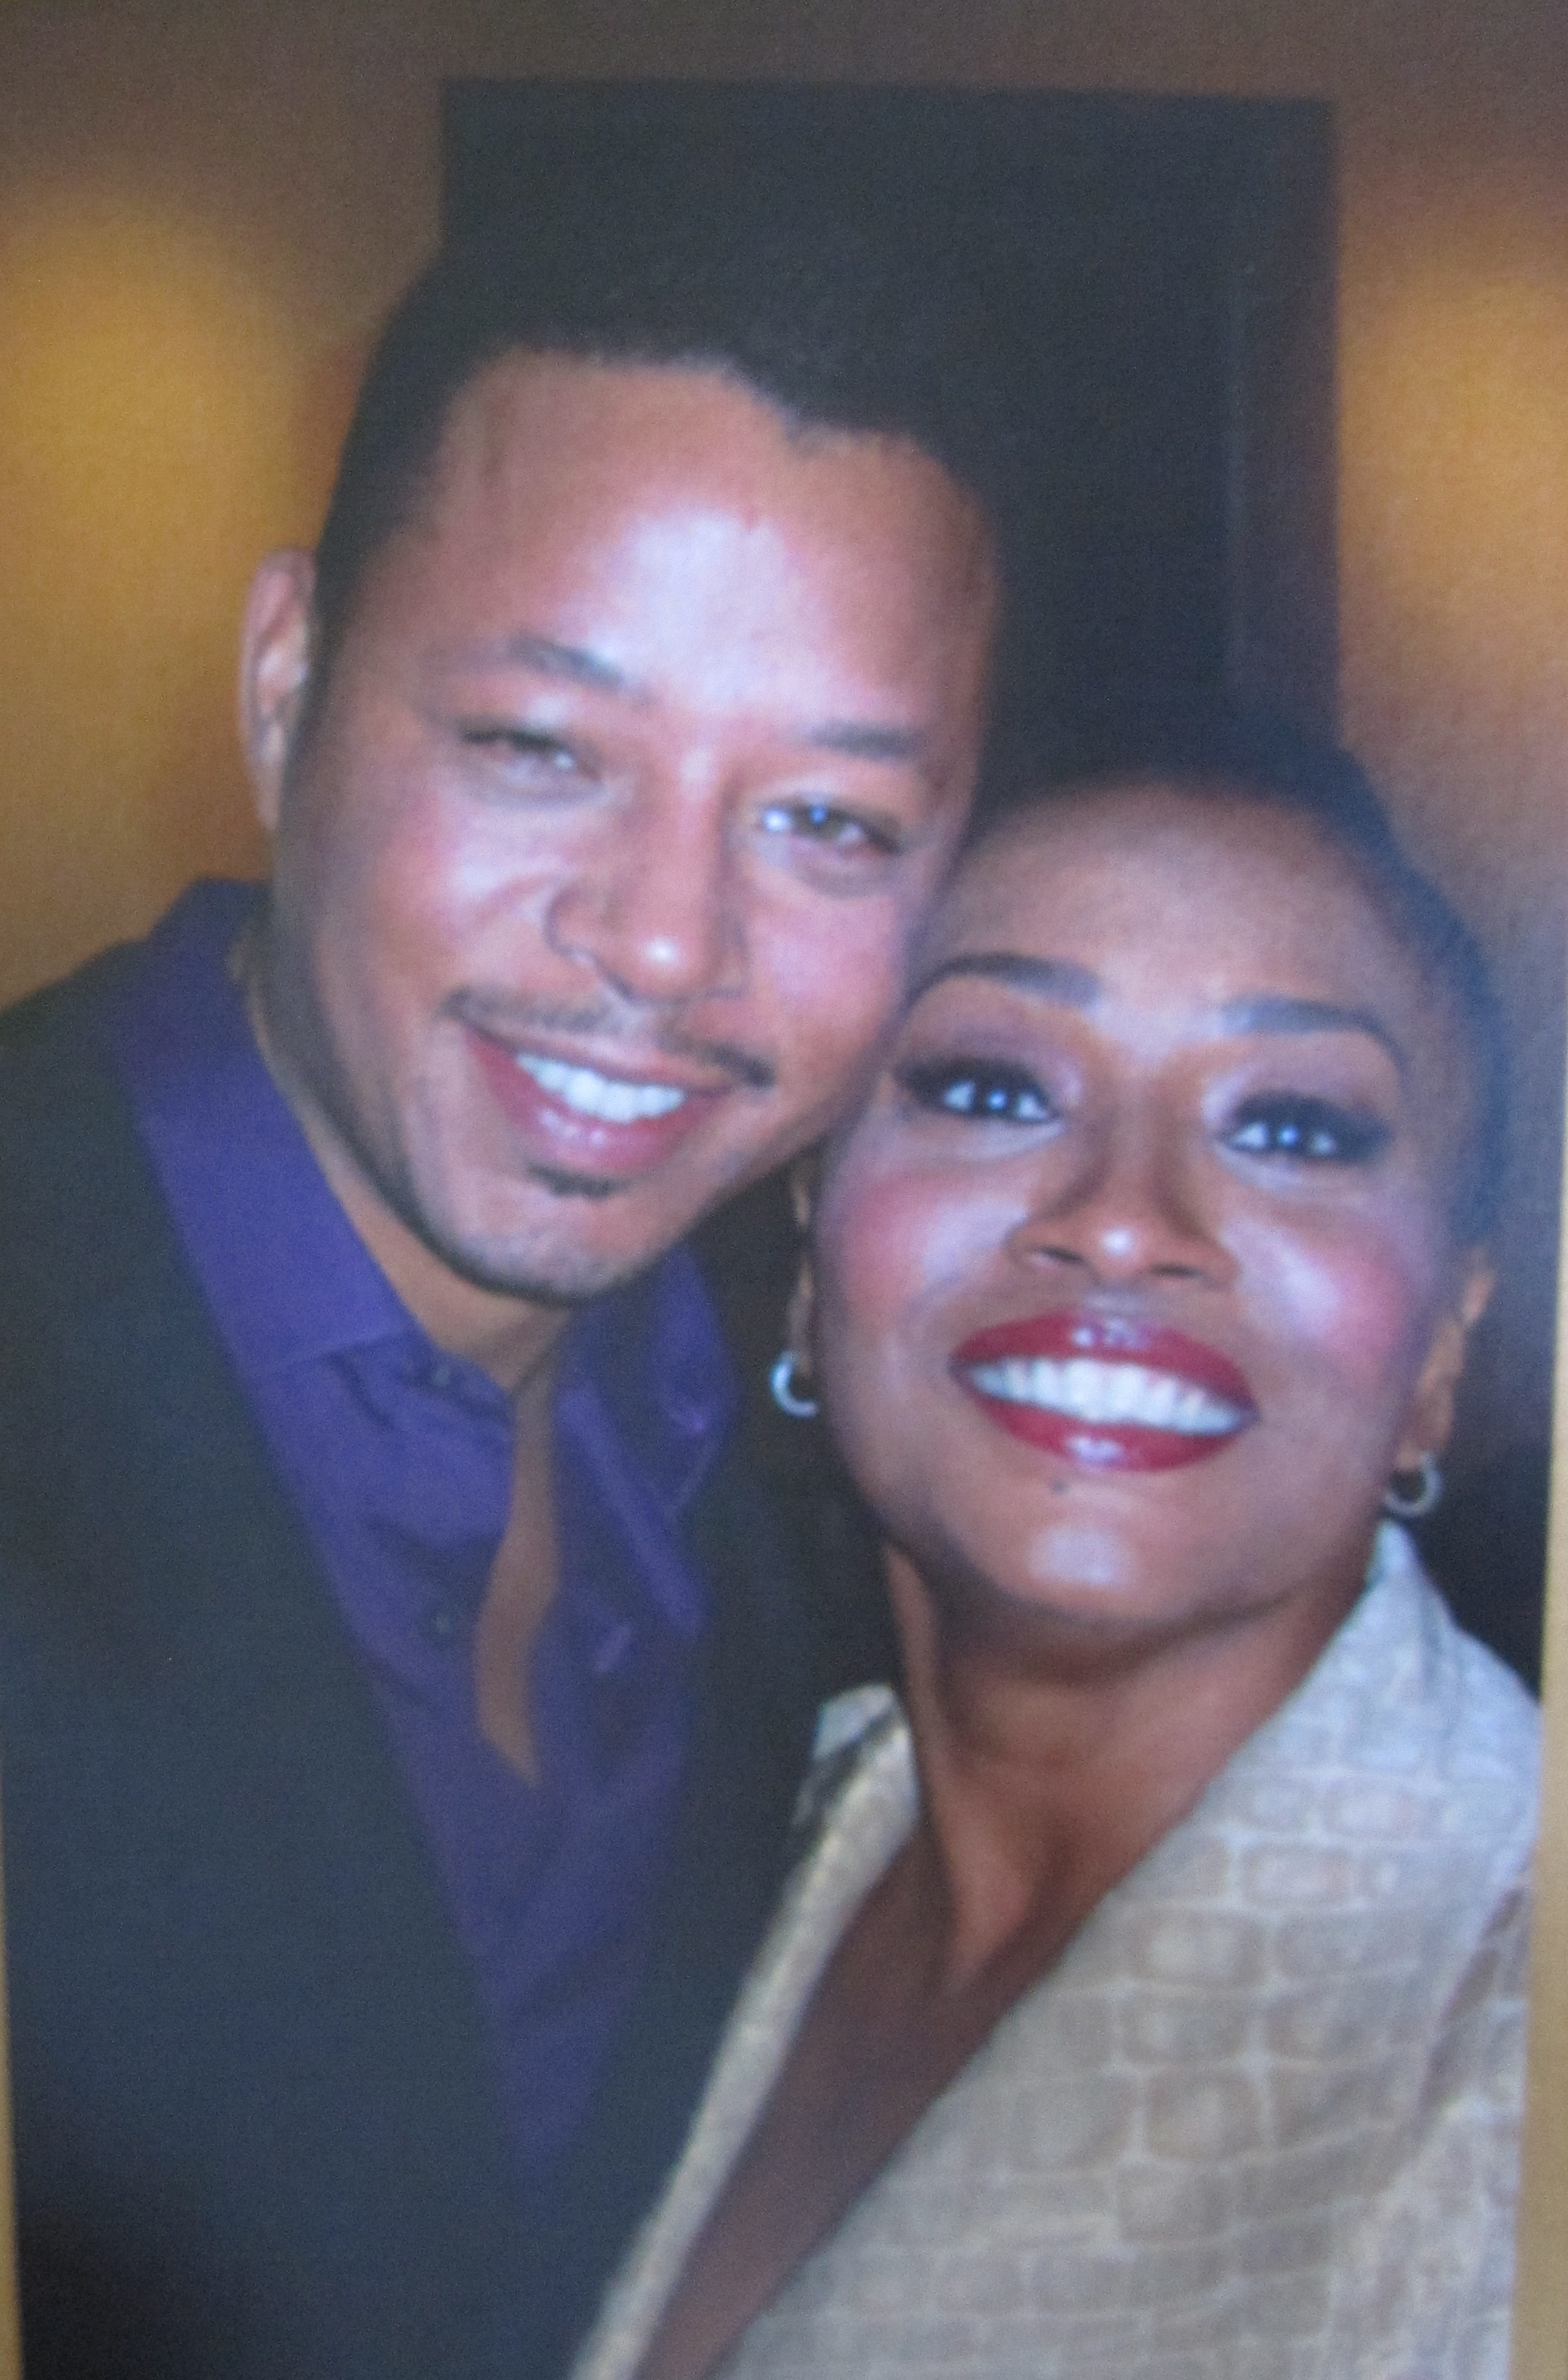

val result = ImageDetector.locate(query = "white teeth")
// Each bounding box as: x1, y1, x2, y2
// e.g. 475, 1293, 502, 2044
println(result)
512, 1052, 687, 1123
967, 1357, 1245, 1436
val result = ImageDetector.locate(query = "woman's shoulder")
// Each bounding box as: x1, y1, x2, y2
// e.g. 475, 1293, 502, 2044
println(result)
1311, 1521, 1539, 1803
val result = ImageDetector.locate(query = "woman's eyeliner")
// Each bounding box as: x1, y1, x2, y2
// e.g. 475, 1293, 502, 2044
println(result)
898, 1064, 1388, 1163
1225, 1094, 1390, 1164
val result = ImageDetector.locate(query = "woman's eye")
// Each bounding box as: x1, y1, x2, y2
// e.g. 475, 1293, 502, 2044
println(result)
1225, 1095, 1390, 1164
900, 1059, 1057, 1125
759, 800, 901, 857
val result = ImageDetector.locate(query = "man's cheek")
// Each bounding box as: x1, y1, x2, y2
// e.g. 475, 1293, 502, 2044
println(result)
355, 821, 542, 1012
767, 899, 906, 1043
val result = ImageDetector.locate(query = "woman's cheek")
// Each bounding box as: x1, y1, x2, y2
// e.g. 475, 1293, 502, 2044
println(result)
818, 1150, 1021, 1347
815, 1153, 1025, 1502
1235, 1212, 1443, 1397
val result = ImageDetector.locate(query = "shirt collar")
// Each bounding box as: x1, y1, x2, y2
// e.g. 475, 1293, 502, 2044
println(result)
97, 880, 413, 1376
559, 1247, 736, 1522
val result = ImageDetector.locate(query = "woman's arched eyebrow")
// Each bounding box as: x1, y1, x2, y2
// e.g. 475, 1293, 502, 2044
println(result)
908, 960, 1410, 1078
1219, 994, 1408, 1074
909, 951, 1101, 1005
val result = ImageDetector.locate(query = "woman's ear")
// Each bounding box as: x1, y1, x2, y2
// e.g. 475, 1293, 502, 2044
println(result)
239, 549, 317, 835
1396, 1249, 1496, 1469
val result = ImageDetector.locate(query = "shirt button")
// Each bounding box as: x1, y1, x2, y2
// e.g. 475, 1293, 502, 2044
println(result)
428, 1361, 454, 1392
421, 1603, 460, 1647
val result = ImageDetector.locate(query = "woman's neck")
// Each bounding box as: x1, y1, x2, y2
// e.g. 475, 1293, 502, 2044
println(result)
885, 1540, 1366, 1993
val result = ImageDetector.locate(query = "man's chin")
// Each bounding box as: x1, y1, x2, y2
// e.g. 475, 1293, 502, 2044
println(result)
393, 1122, 790, 1308
523, 1161, 626, 1203
409, 1177, 701, 1309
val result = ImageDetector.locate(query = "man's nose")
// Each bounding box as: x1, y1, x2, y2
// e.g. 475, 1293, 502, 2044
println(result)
543, 796, 745, 1006
1005, 1116, 1235, 1290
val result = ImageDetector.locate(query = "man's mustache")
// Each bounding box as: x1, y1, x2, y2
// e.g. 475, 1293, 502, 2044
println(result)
448, 990, 777, 1092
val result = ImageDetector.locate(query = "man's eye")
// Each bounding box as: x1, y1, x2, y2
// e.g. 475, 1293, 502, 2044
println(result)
459, 725, 584, 775
900, 1059, 1056, 1124
759, 800, 900, 856
1225, 1095, 1390, 1163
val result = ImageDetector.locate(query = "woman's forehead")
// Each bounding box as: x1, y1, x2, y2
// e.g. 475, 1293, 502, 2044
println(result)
884, 778, 1489, 1246
924, 784, 1420, 1005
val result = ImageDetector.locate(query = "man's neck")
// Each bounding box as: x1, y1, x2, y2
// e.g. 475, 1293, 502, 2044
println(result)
310, 1157, 572, 1397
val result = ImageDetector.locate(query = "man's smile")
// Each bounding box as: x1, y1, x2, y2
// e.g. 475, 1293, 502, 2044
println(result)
463, 1021, 741, 1179
511, 1051, 689, 1124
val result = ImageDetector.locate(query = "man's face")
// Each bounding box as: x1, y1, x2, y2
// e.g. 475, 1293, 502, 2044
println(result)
244, 354, 996, 1308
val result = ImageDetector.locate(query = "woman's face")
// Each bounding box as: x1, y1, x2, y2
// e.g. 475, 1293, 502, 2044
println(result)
813, 784, 1492, 1647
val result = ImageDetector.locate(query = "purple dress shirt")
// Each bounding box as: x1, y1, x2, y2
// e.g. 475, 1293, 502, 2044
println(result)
97, 882, 736, 2190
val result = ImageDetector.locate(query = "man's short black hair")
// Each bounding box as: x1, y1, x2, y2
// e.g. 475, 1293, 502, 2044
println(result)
309, 198, 1029, 708
974, 698, 1507, 1245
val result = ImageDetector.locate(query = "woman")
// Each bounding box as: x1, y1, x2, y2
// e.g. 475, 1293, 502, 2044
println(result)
573, 728, 1539, 2380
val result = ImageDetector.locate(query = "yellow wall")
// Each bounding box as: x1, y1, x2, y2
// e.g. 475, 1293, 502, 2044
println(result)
3, 0, 1566, 1448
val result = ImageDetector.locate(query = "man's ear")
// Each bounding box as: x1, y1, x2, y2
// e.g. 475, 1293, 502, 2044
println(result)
1396, 1249, 1496, 1470
239, 549, 317, 836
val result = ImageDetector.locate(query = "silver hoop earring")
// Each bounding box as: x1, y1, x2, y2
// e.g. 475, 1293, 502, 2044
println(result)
769, 1352, 818, 1420
1383, 1453, 1443, 1519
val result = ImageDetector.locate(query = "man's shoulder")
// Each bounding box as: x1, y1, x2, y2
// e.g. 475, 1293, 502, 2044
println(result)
0, 945, 169, 1305
0, 934, 138, 1055
0, 935, 246, 1642
0, 881, 255, 1123
0, 936, 149, 1141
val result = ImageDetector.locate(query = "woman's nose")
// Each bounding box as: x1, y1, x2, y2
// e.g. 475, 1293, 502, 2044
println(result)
544, 796, 745, 1006
1006, 1119, 1235, 1289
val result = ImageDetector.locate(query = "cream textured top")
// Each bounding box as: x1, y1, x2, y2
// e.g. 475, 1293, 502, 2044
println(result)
572, 1526, 1539, 2380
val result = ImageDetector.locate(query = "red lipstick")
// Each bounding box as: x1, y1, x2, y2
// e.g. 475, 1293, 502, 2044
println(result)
951, 1310, 1257, 1474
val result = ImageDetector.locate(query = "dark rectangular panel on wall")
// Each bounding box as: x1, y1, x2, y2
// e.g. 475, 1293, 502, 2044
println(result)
443, 79, 1336, 741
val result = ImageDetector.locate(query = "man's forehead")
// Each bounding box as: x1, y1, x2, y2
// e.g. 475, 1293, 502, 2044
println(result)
420, 346, 991, 548
376, 347, 998, 707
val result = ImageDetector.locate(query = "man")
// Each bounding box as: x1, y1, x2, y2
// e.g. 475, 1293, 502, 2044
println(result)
0, 209, 1010, 2379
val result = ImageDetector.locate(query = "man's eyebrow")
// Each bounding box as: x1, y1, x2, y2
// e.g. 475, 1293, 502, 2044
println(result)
439, 652, 927, 759
1220, 994, 1407, 1071
449, 634, 644, 696
909, 951, 1101, 1004
802, 721, 932, 766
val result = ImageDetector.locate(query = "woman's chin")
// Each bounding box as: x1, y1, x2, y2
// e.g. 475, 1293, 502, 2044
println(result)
900, 1507, 1356, 1665
897, 1523, 1197, 1656
1020, 1518, 1139, 1599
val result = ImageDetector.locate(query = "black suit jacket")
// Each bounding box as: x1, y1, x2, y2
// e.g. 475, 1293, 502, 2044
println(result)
0, 956, 862, 2380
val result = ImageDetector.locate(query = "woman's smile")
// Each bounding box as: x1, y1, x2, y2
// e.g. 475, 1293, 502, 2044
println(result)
953, 1309, 1256, 1471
